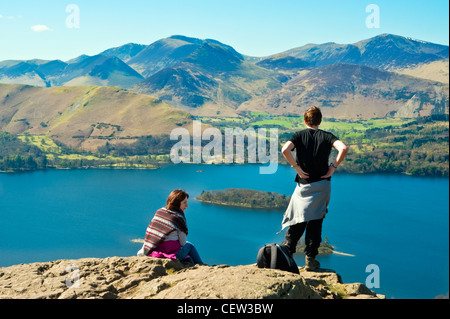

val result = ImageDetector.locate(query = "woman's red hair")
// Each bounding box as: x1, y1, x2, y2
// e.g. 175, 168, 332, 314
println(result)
166, 189, 189, 211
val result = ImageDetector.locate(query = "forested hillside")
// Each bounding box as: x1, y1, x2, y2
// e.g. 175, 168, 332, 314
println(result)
1, 115, 448, 176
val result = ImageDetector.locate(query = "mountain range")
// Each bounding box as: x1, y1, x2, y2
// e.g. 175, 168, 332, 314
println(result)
0, 55, 144, 89
278, 34, 448, 69
0, 33, 448, 123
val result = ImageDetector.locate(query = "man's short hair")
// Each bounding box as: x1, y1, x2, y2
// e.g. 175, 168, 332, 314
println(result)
304, 106, 322, 126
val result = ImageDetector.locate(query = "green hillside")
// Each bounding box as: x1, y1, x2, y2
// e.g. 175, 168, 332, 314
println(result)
196, 113, 449, 177
2, 109, 447, 176
0, 83, 192, 151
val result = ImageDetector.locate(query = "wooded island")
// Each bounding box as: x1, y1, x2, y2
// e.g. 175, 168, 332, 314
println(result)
195, 188, 291, 210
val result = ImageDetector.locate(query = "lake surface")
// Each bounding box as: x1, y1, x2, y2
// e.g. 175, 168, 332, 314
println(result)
0, 164, 448, 299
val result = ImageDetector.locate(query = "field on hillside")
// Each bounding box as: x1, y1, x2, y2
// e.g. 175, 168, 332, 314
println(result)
1, 114, 449, 177
195, 113, 449, 177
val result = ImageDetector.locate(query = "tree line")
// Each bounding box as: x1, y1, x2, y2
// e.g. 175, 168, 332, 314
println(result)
336, 119, 449, 177
1, 116, 448, 176
0, 133, 46, 171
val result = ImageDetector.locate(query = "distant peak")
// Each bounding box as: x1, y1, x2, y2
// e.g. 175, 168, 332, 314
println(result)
65, 54, 91, 64
168, 35, 203, 45
368, 33, 429, 43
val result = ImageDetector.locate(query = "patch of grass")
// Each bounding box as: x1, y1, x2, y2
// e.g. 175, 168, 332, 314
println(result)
326, 284, 348, 299
58, 154, 101, 161
198, 114, 414, 138
250, 117, 302, 129
17, 134, 62, 153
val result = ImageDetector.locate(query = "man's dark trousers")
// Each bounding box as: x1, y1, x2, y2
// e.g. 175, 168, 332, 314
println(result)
282, 218, 324, 257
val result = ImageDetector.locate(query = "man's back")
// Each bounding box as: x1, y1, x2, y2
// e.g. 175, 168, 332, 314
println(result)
290, 128, 338, 184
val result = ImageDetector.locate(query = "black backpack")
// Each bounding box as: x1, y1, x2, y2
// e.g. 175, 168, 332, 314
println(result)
256, 243, 300, 274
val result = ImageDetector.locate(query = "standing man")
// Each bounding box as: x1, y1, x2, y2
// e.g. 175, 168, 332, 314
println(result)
280, 106, 348, 271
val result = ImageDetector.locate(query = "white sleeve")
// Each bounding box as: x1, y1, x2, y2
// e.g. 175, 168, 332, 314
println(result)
137, 243, 145, 256
178, 231, 187, 246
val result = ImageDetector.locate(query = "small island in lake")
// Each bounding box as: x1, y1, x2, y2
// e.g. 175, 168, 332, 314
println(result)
295, 237, 355, 257
295, 237, 334, 255
195, 188, 291, 210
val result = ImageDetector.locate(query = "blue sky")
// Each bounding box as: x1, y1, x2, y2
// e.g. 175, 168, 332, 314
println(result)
0, 0, 448, 61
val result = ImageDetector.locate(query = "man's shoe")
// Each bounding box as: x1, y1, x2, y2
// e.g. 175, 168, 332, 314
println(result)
305, 256, 320, 271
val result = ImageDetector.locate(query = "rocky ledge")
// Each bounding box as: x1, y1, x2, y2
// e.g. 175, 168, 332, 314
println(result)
0, 256, 385, 299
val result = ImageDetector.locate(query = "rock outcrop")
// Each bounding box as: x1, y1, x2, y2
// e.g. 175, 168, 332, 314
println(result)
0, 256, 384, 299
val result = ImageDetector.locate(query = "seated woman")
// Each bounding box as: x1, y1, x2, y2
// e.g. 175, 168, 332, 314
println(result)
137, 189, 204, 265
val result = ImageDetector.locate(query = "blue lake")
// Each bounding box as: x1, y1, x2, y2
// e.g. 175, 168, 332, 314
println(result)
0, 164, 448, 299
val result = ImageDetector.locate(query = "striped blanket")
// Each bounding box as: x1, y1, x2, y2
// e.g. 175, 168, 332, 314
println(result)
143, 207, 188, 256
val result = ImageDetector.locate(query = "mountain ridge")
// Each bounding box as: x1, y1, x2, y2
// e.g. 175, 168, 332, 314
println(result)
0, 55, 144, 88
238, 63, 449, 119
277, 33, 449, 69
131, 38, 283, 112
0, 33, 448, 119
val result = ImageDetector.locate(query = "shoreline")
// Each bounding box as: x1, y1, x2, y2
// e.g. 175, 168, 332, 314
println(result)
2, 162, 448, 178
195, 198, 286, 210
131, 238, 355, 257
